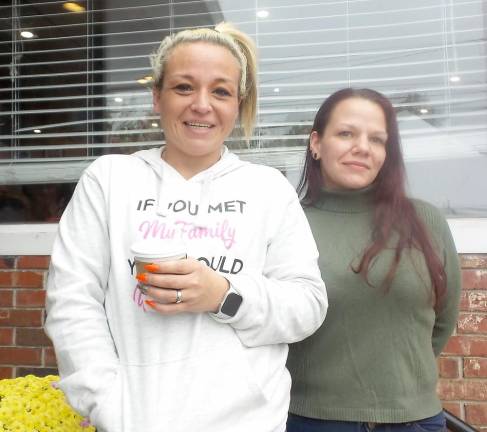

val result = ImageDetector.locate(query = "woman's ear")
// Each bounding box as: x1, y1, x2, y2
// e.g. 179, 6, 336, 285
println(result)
152, 87, 161, 114
309, 131, 321, 160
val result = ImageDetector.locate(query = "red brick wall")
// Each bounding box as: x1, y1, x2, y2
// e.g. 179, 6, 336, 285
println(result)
438, 254, 487, 430
1, 254, 486, 428
0, 256, 56, 379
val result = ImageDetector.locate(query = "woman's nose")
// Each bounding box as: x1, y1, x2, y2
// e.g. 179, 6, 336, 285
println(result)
191, 91, 212, 113
353, 134, 370, 154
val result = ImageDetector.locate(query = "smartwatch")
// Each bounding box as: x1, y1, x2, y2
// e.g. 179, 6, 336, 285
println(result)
214, 286, 243, 319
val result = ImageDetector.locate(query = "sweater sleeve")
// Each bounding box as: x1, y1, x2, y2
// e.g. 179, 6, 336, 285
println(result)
211, 181, 328, 347
431, 211, 462, 356
44, 163, 119, 421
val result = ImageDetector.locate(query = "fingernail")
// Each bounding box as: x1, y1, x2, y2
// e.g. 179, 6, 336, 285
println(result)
145, 300, 157, 309
136, 273, 148, 283
144, 264, 159, 272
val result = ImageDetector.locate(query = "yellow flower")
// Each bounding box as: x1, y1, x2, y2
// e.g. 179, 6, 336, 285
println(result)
0, 375, 96, 431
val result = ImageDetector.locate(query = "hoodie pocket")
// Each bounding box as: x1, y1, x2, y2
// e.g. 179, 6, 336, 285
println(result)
121, 347, 268, 431
90, 366, 123, 432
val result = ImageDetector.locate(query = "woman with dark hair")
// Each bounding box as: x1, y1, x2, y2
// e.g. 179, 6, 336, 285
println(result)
287, 88, 461, 432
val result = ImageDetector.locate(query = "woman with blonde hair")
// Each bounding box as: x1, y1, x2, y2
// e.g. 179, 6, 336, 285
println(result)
45, 23, 327, 432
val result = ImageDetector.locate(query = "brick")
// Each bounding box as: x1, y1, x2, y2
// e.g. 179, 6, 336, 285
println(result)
16, 289, 46, 308
442, 402, 462, 418
461, 255, 487, 269
466, 403, 487, 425
437, 379, 487, 401
443, 336, 487, 356
460, 291, 487, 312
0, 257, 15, 269
0, 347, 41, 365
16, 327, 52, 347
0, 272, 13, 287
17, 367, 58, 378
464, 358, 487, 378
17, 256, 50, 270
0, 328, 13, 345
15, 271, 44, 288
0, 309, 42, 327
463, 270, 487, 290
44, 347, 57, 367
458, 313, 487, 334
438, 356, 460, 378
0, 290, 13, 307
0, 271, 45, 289
0, 366, 13, 379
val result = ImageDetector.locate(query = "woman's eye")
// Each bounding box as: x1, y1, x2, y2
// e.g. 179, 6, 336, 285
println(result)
214, 87, 231, 97
338, 130, 352, 138
174, 84, 192, 93
371, 136, 386, 145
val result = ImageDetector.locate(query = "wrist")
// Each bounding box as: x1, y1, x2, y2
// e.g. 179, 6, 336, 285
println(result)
213, 283, 243, 319
212, 276, 230, 313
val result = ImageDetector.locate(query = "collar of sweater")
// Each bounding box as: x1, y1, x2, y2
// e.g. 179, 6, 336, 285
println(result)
314, 186, 375, 214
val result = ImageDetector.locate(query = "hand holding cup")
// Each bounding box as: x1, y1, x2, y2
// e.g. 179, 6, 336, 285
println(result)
131, 241, 229, 315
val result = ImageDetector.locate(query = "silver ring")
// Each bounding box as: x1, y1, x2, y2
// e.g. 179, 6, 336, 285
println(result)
175, 289, 183, 304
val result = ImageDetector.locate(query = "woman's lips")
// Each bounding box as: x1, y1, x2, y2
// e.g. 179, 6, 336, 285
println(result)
182, 121, 215, 135
343, 161, 369, 169
183, 121, 214, 129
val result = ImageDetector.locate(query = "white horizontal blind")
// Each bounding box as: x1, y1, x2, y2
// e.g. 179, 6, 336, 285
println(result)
0, 0, 486, 215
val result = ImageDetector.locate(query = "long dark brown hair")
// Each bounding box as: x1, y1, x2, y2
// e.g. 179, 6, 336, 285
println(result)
298, 88, 446, 311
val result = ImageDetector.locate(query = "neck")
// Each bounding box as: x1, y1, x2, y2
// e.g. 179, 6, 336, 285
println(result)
316, 186, 375, 214
162, 146, 223, 179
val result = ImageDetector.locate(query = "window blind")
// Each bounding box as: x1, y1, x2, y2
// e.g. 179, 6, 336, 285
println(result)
0, 0, 486, 214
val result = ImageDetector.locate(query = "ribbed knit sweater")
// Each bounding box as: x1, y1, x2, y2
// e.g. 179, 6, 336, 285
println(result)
287, 187, 461, 423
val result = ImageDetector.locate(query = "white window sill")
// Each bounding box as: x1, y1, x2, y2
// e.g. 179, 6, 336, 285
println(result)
0, 224, 58, 255
446, 219, 487, 254
0, 219, 486, 255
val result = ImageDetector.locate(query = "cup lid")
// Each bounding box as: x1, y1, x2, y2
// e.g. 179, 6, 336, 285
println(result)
130, 239, 186, 259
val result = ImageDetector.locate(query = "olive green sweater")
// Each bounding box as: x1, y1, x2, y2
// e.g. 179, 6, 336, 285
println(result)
287, 188, 461, 423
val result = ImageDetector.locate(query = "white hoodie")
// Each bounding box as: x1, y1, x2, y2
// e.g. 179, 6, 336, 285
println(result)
45, 147, 327, 432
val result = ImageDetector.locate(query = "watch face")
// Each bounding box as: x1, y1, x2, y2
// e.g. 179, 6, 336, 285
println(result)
220, 292, 243, 317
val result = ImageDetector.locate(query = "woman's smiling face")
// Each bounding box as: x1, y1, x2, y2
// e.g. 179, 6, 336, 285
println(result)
152, 41, 241, 175
310, 97, 388, 191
